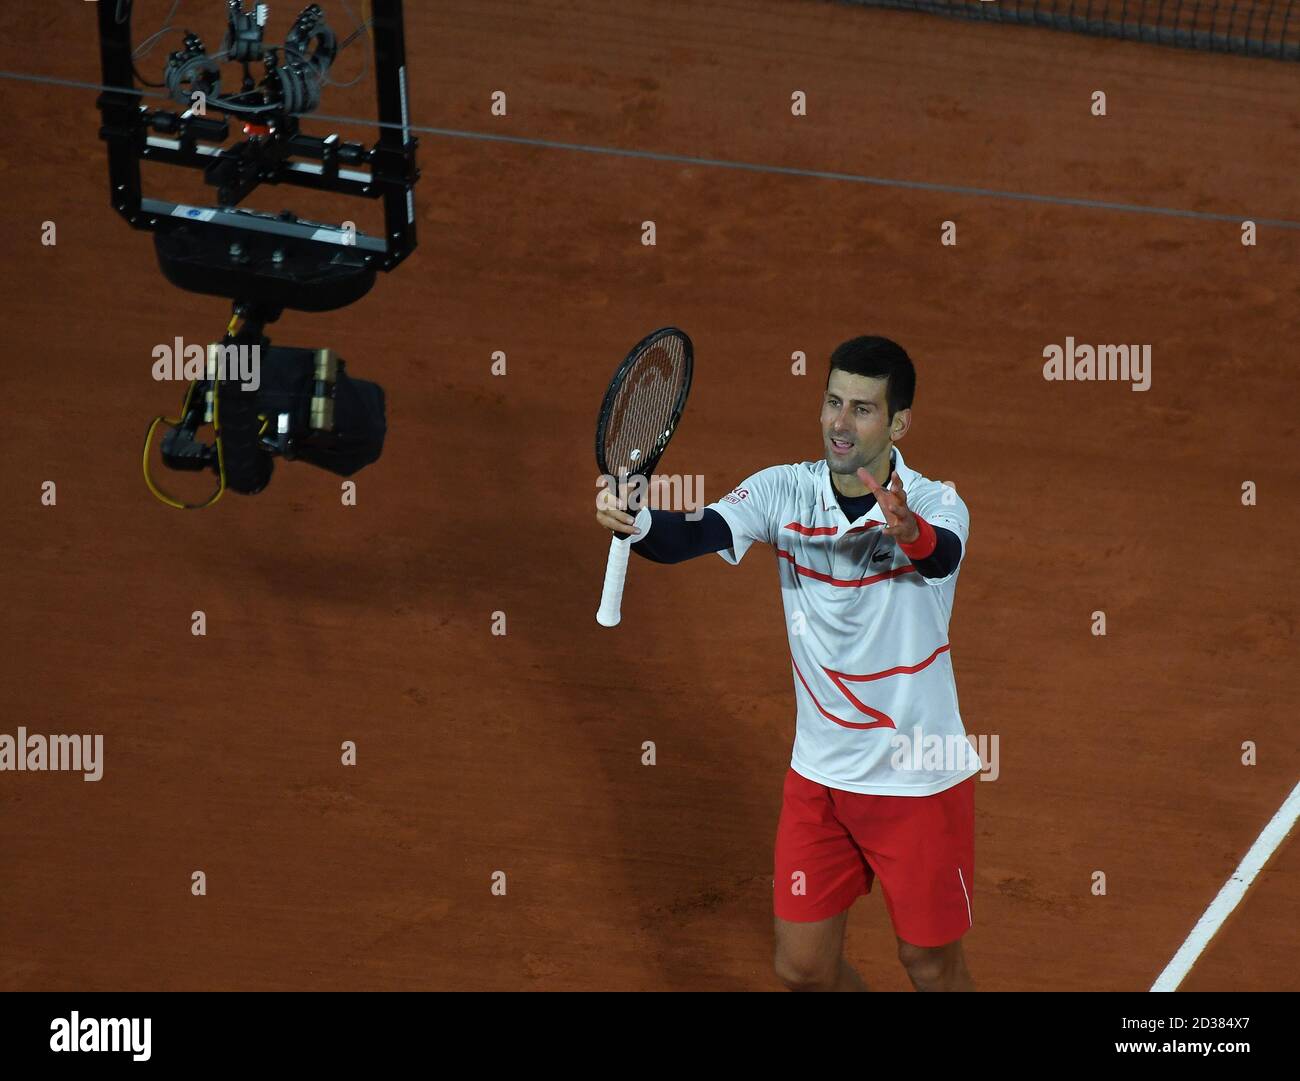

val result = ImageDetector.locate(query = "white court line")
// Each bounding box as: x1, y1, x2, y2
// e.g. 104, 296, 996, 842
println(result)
1151, 779, 1300, 991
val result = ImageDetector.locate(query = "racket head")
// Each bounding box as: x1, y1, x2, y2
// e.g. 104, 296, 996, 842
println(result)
594, 327, 694, 499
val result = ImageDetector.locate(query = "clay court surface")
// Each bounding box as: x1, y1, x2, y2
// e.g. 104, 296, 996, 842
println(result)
0, 1, 1296, 991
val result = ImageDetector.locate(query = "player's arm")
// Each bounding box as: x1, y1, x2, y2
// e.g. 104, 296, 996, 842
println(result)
857, 468, 963, 579
627, 507, 733, 564
898, 518, 962, 578
595, 483, 734, 563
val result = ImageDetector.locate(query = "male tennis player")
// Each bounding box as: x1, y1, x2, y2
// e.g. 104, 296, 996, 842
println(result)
594, 336, 978, 991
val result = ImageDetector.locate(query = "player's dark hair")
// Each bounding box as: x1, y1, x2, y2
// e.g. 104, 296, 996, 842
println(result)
828, 336, 916, 418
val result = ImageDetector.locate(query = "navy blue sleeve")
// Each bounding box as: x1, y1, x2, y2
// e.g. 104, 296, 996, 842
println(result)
630, 508, 735, 564
910, 526, 963, 579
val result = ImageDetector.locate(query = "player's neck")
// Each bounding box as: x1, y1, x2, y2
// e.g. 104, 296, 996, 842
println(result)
831, 449, 894, 498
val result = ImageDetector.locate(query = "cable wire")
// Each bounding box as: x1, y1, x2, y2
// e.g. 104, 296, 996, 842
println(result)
3, 57, 1298, 230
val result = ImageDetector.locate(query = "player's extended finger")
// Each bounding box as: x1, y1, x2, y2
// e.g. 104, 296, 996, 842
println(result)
870, 482, 900, 516
602, 497, 636, 523
856, 466, 884, 494
600, 487, 628, 518
599, 506, 640, 532
889, 471, 905, 498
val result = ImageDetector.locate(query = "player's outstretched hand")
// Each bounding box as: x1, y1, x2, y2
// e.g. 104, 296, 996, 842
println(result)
596, 475, 642, 536
857, 468, 919, 544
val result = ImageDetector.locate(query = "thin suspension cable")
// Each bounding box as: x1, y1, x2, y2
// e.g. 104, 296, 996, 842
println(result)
3, 65, 1298, 230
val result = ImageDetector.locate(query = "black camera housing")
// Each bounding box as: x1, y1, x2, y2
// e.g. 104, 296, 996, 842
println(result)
160, 343, 386, 494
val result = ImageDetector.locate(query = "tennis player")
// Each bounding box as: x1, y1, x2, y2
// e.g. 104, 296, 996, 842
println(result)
594, 336, 978, 991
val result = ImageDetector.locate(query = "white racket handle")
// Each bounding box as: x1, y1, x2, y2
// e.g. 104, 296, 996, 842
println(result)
596, 533, 633, 627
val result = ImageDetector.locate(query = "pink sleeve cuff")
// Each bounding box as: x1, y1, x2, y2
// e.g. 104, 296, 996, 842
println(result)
899, 514, 937, 560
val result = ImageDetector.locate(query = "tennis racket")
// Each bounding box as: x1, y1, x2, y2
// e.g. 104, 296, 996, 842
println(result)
594, 327, 694, 627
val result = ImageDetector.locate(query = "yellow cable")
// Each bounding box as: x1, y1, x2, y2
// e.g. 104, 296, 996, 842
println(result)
213, 367, 228, 498
141, 370, 230, 509
142, 318, 262, 509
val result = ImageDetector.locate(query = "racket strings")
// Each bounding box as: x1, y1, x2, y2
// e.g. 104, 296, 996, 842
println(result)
615, 361, 677, 459
604, 339, 687, 476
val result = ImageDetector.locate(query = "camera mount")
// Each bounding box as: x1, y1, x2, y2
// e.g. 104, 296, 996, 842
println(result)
97, 0, 417, 309
96, 2, 417, 506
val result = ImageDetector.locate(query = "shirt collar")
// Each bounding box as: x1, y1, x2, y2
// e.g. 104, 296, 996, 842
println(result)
819, 446, 915, 525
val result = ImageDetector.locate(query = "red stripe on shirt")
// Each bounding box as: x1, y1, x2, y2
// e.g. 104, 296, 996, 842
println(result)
791, 654, 895, 730
781, 522, 839, 537
790, 644, 951, 731
775, 549, 916, 587
823, 643, 952, 684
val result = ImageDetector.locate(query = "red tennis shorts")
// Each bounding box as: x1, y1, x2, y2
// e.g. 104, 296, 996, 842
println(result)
773, 767, 975, 947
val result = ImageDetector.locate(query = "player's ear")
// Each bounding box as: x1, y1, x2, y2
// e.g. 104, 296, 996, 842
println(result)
889, 407, 912, 442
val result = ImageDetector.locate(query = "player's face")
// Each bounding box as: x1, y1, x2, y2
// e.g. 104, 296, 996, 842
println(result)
821, 370, 894, 477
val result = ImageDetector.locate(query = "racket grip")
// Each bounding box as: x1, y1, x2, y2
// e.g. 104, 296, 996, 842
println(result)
596, 532, 633, 627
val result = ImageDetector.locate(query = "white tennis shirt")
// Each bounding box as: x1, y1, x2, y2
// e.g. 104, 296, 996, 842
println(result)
705, 447, 979, 795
